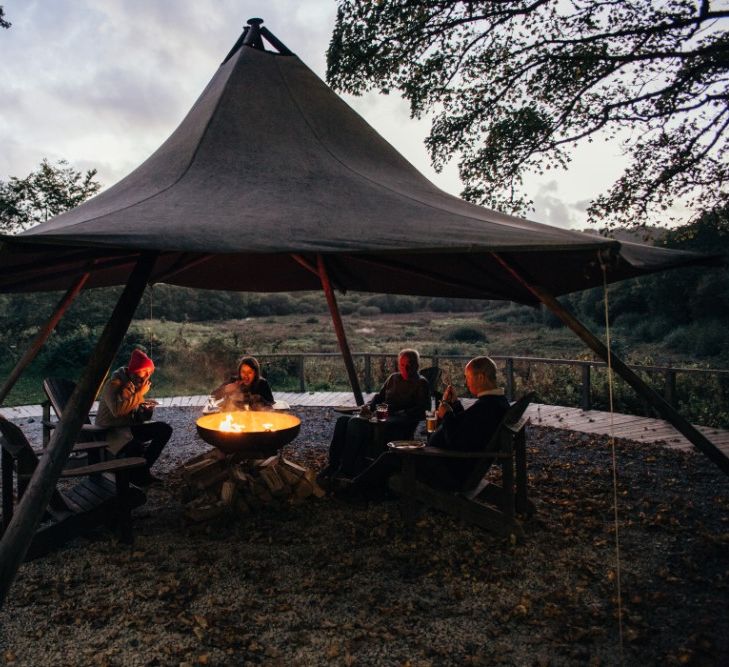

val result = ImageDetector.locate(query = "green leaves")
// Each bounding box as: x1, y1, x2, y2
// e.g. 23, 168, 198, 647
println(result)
327, 0, 729, 227
0, 158, 101, 234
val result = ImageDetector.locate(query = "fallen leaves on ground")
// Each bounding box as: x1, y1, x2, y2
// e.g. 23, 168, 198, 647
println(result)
1, 408, 728, 666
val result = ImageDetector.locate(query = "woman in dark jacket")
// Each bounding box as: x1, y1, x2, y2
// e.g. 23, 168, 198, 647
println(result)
212, 356, 274, 410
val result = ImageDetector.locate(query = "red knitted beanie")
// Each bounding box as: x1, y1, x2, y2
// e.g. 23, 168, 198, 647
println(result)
128, 349, 155, 374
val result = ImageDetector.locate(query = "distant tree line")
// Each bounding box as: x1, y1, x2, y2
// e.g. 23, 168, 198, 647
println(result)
1, 206, 726, 366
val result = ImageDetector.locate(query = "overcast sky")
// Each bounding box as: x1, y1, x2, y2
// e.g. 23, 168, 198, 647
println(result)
1, 0, 644, 230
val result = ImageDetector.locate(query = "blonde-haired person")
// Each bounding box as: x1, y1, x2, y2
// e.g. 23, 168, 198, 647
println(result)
365, 348, 430, 421
319, 349, 430, 482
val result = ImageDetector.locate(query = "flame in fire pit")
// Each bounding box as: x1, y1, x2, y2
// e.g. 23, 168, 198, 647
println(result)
219, 414, 245, 432
196, 411, 301, 456
217, 414, 276, 433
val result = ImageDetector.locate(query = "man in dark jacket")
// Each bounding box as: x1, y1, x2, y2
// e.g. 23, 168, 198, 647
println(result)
427, 356, 509, 489
351, 356, 508, 492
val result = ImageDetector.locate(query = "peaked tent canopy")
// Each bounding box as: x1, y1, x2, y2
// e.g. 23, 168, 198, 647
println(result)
1, 18, 726, 609
0, 20, 710, 300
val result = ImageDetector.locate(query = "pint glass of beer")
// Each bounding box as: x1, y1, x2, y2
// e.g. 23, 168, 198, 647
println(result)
425, 410, 437, 434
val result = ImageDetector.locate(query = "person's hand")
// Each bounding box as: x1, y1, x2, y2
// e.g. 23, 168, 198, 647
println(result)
442, 384, 456, 403
140, 379, 152, 396
437, 400, 452, 420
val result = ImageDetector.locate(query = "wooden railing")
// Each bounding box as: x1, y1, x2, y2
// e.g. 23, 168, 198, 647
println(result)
255, 352, 729, 410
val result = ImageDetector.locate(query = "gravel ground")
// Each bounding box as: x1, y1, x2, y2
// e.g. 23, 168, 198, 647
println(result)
1, 406, 728, 666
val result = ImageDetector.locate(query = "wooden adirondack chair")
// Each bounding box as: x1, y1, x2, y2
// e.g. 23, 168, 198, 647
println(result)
388, 392, 536, 541
419, 366, 443, 404
42, 376, 108, 447
0, 416, 146, 559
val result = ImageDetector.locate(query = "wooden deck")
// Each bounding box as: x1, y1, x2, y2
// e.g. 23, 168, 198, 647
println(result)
2, 391, 727, 457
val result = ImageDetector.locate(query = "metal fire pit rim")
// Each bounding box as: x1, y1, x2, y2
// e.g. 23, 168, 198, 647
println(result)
195, 410, 301, 456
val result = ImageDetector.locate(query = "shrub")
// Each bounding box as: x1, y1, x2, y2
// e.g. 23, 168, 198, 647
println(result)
428, 297, 453, 312
693, 320, 727, 357
40, 327, 97, 375
261, 357, 299, 390
541, 306, 564, 329
631, 316, 674, 343
115, 330, 158, 367
486, 303, 539, 325
363, 294, 421, 313
664, 325, 692, 354
614, 312, 642, 332
446, 326, 487, 343
357, 306, 381, 317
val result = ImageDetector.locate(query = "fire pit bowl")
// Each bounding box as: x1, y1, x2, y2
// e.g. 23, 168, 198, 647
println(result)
196, 411, 301, 457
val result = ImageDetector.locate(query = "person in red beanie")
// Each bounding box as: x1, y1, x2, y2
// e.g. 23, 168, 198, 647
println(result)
96, 349, 172, 486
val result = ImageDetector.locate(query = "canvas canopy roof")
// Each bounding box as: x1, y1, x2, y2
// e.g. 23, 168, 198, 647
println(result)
0, 20, 710, 302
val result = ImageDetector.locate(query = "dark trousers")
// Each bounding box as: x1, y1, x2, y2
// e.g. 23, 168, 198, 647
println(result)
328, 416, 371, 476
354, 451, 463, 492
119, 421, 172, 474
328, 416, 421, 477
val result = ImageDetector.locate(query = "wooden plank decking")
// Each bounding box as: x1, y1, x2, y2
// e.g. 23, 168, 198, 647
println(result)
2, 391, 727, 457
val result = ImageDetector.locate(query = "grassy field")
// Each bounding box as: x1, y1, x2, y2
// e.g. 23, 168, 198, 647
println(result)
3, 311, 727, 427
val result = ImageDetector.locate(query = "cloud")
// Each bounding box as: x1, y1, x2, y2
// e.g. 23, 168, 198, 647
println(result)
531, 180, 581, 229
1, 0, 327, 182
574, 198, 592, 213
0, 0, 461, 199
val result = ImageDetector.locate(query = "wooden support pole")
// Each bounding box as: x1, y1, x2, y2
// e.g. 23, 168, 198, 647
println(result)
581, 364, 592, 410
317, 254, 364, 405
298, 355, 306, 393
0, 252, 157, 607
504, 358, 515, 402
364, 354, 372, 393
1, 448, 13, 534
664, 368, 677, 406
0, 271, 91, 405
492, 252, 729, 476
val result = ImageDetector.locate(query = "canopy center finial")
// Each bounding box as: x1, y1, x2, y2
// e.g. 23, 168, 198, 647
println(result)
221, 17, 294, 62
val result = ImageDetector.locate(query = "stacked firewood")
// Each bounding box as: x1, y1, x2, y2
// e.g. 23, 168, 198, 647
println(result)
179, 450, 326, 522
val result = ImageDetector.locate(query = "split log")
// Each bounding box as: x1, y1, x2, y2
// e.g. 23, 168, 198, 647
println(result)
179, 451, 324, 522
278, 457, 326, 498
249, 478, 274, 505
184, 460, 228, 491
220, 480, 237, 506
259, 466, 289, 497
277, 458, 307, 486
182, 457, 219, 479
230, 465, 251, 485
